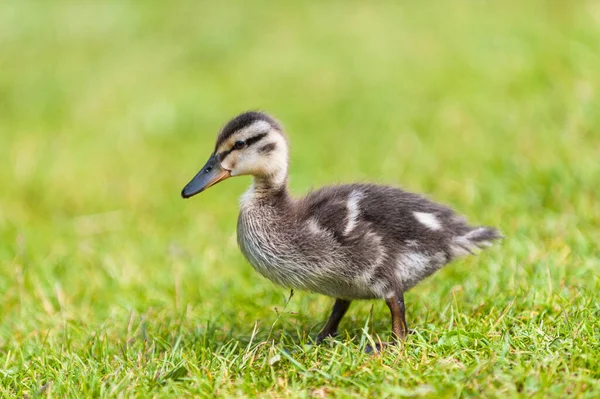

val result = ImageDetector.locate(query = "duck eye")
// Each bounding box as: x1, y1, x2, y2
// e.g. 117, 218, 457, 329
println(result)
234, 140, 245, 150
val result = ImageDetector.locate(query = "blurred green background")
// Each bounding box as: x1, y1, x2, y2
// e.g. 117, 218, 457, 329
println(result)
1, 1, 599, 397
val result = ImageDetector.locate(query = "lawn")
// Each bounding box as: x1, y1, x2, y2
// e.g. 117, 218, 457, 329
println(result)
1, 1, 599, 397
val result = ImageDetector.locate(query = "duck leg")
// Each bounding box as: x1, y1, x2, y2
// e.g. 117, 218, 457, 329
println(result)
366, 293, 410, 353
316, 299, 351, 343
385, 293, 409, 341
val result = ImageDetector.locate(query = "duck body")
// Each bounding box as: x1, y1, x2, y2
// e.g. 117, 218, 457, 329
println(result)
238, 183, 498, 300
181, 111, 501, 346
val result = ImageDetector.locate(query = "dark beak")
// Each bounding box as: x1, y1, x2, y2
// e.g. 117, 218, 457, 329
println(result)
181, 155, 231, 198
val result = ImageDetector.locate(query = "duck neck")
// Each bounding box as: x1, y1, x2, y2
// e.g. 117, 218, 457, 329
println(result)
255, 172, 289, 198
242, 172, 290, 207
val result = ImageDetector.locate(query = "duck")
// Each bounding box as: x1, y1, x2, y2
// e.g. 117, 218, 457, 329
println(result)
181, 111, 501, 348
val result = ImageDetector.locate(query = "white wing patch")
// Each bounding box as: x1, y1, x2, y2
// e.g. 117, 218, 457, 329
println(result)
413, 212, 442, 231
306, 218, 322, 235
394, 251, 430, 284
351, 229, 387, 298
344, 191, 363, 235
394, 251, 446, 291
405, 239, 419, 248
306, 218, 333, 239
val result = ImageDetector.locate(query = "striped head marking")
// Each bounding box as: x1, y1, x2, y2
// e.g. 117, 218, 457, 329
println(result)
214, 111, 288, 181
181, 111, 289, 198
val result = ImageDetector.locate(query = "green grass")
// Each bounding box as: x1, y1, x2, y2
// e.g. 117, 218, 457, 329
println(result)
1, 1, 600, 397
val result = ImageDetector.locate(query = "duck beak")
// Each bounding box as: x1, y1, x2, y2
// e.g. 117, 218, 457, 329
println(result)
181, 155, 231, 198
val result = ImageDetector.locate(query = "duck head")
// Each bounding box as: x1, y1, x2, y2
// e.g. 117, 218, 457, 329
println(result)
181, 111, 289, 198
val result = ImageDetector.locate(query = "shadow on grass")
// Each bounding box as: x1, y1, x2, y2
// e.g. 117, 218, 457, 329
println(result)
125, 304, 412, 357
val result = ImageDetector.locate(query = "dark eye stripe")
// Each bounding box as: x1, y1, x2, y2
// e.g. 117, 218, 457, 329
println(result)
216, 147, 234, 162
258, 143, 276, 154
217, 132, 269, 162
244, 132, 268, 147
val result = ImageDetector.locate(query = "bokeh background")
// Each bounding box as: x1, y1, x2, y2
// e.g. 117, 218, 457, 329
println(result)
1, 1, 599, 397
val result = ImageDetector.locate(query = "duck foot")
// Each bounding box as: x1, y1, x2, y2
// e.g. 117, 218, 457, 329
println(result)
364, 330, 415, 354
365, 342, 394, 354
315, 333, 337, 345
316, 299, 351, 344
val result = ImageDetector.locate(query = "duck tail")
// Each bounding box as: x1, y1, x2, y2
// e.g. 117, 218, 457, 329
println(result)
450, 226, 502, 257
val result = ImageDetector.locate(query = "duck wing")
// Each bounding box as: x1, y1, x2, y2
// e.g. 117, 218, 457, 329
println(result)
297, 183, 500, 255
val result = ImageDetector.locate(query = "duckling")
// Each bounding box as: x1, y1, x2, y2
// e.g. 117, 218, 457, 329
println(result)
181, 111, 501, 346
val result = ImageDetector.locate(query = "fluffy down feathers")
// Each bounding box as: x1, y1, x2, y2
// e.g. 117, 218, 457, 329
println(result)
238, 183, 501, 299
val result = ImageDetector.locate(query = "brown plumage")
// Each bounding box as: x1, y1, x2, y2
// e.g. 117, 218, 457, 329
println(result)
182, 111, 501, 348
